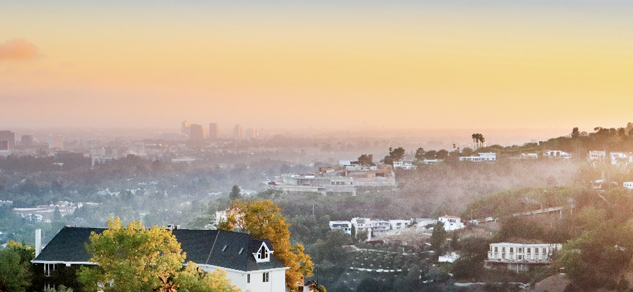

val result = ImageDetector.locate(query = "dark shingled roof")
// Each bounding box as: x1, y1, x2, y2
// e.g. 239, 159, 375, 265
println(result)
33, 227, 287, 272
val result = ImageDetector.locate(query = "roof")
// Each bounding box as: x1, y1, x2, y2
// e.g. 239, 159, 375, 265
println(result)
33, 227, 287, 272
439, 215, 460, 219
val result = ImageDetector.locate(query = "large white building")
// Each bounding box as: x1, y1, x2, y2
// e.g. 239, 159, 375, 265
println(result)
485, 242, 562, 271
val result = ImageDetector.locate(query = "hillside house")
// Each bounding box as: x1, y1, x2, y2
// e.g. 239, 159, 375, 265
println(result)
32, 227, 288, 292
589, 150, 606, 162
485, 242, 562, 271
329, 221, 352, 235
392, 160, 416, 170
542, 150, 571, 158
610, 152, 633, 166
438, 216, 465, 231
459, 152, 497, 162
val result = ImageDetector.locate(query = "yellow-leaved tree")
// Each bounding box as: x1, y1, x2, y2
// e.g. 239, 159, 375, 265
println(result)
218, 200, 314, 291
78, 218, 240, 292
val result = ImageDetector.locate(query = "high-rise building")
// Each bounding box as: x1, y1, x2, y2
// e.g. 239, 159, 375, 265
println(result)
21, 135, 33, 146
181, 120, 190, 136
0, 130, 15, 150
208, 123, 219, 140
245, 128, 258, 139
49, 135, 64, 149
233, 124, 243, 139
189, 124, 205, 141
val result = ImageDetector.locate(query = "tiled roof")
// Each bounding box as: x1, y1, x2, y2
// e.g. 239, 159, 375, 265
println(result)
33, 227, 287, 272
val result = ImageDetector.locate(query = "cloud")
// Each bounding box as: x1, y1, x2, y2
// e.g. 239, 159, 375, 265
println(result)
0, 39, 40, 61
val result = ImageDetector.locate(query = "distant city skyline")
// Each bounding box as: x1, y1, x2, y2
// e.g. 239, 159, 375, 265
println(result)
2, 1, 633, 130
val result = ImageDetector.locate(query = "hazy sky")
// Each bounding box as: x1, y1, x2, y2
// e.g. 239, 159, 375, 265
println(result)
2, 1, 633, 131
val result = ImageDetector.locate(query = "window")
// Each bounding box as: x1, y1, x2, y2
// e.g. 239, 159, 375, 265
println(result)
263, 272, 269, 282
247, 274, 250, 283
254, 243, 271, 262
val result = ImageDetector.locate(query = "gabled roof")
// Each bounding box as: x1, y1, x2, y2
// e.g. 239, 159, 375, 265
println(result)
33, 227, 287, 272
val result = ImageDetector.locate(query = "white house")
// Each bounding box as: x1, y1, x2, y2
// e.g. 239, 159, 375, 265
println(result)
438, 215, 465, 231
624, 182, 633, 190
329, 221, 352, 235
589, 150, 606, 161
542, 150, 571, 159
32, 227, 289, 292
520, 153, 539, 159
388, 219, 411, 230
610, 152, 633, 166
485, 242, 562, 271
459, 152, 497, 162
392, 160, 417, 170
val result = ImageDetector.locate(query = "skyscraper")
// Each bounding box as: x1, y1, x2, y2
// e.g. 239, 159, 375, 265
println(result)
208, 123, 219, 140
49, 135, 64, 149
233, 124, 243, 139
189, 124, 205, 141
0, 130, 15, 150
245, 128, 258, 139
181, 120, 190, 136
21, 135, 33, 146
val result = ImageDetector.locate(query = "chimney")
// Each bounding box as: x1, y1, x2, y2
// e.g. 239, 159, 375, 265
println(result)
35, 229, 42, 257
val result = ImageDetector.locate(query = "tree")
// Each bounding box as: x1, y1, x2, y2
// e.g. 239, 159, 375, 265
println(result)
557, 224, 633, 289
0, 241, 34, 292
414, 148, 425, 161
78, 218, 186, 292
430, 221, 447, 254
357, 154, 374, 166
383, 147, 406, 165
436, 149, 449, 160
229, 185, 241, 201
174, 263, 240, 292
572, 127, 580, 138
219, 200, 314, 291
78, 218, 239, 292
471, 133, 486, 148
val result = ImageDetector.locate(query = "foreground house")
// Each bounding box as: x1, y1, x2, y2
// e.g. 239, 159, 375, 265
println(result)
485, 242, 562, 271
32, 226, 288, 292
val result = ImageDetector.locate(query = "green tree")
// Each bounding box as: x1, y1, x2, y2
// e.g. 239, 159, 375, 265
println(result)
357, 154, 374, 166
78, 218, 186, 292
0, 241, 34, 292
557, 224, 633, 289
436, 149, 449, 160
174, 263, 240, 292
430, 221, 447, 254
383, 147, 406, 165
229, 185, 241, 201
78, 218, 239, 292
219, 200, 314, 291
414, 148, 425, 161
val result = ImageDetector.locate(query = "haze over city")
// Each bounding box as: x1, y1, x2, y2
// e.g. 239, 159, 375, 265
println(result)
2, 0, 633, 132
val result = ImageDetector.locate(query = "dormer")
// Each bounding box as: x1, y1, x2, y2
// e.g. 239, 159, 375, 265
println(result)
253, 242, 273, 263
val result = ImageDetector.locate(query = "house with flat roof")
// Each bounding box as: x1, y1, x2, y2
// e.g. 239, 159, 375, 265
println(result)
32, 227, 288, 292
485, 242, 562, 271
438, 216, 465, 231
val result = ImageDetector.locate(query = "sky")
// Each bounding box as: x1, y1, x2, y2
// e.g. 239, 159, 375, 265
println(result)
2, 0, 633, 132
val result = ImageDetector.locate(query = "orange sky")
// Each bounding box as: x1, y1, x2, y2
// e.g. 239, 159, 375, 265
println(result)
1, 1, 633, 131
